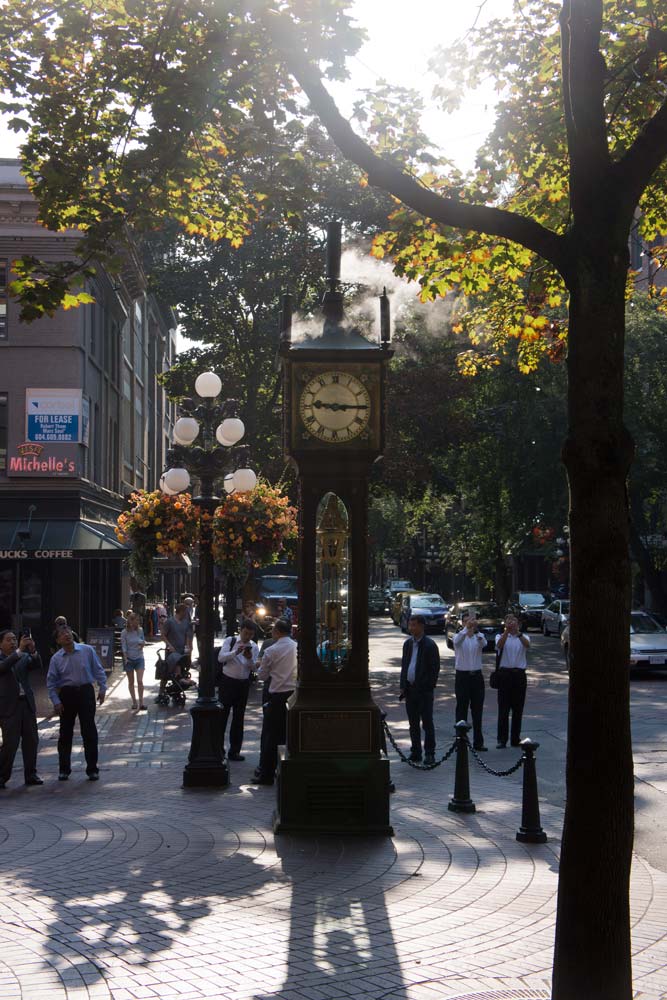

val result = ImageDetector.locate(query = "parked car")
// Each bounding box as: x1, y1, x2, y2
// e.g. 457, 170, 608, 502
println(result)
565, 613, 667, 673
639, 608, 667, 630
256, 575, 298, 628
398, 592, 449, 633
630, 611, 667, 671
507, 591, 549, 631
444, 601, 505, 651
367, 587, 387, 615
390, 589, 420, 625
385, 579, 414, 603
542, 599, 570, 636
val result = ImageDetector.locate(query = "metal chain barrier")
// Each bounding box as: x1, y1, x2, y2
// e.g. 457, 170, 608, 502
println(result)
466, 739, 525, 777
383, 719, 457, 770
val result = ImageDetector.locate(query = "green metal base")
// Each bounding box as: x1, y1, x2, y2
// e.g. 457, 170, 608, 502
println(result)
182, 699, 229, 788
272, 755, 393, 835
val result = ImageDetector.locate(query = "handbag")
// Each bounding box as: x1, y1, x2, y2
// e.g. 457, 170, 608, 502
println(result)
489, 643, 503, 689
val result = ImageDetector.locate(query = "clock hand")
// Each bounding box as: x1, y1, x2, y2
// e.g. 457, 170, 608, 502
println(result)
312, 401, 369, 411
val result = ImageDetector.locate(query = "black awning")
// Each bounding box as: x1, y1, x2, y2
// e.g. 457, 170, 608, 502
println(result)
0, 519, 129, 554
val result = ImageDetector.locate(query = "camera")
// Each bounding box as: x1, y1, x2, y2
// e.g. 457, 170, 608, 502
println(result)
21, 627, 32, 638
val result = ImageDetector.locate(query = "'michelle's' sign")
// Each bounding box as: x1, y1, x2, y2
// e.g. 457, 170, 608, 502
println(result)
8, 441, 77, 477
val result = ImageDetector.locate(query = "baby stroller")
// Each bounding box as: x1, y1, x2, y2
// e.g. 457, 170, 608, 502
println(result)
155, 649, 196, 707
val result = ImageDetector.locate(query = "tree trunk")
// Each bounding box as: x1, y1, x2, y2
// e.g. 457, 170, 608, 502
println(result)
554, 250, 634, 1000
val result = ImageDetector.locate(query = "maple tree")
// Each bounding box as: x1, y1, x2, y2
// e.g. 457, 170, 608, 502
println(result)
1, 2, 667, 996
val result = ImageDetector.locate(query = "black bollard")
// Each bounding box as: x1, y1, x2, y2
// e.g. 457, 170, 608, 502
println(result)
516, 738, 547, 843
448, 720, 476, 813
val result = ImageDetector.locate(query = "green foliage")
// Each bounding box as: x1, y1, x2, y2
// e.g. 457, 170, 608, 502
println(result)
151, 125, 394, 481
0, 0, 364, 318
371, 314, 568, 595
625, 295, 667, 569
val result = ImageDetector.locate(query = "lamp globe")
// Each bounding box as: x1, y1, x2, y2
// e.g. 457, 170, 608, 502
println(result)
219, 417, 245, 445
173, 416, 199, 444
159, 474, 178, 496
163, 467, 191, 493
233, 468, 257, 493
195, 372, 222, 398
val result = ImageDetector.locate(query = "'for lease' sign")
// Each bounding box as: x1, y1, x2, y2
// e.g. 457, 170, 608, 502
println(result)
26, 388, 82, 443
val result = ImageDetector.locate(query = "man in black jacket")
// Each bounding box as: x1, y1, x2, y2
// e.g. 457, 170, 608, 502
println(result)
0, 629, 43, 788
399, 614, 441, 764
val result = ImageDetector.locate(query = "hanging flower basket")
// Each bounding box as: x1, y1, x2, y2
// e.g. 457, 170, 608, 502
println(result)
212, 482, 297, 578
116, 490, 200, 587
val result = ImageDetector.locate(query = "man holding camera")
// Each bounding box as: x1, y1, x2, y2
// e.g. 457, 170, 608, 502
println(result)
217, 620, 259, 761
0, 629, 43, 788
452, 610, 488, 751
399, 614, 441, 764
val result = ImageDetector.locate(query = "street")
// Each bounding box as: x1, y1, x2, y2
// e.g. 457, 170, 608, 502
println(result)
0, 619, 664, 1000
370, 617, 667, 873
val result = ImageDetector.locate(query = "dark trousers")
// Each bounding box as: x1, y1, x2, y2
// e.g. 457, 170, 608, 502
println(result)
58, 684, 99, 775
454, 670, 485, 747
217, 674, 251, 754
497, 669, 527, 746
0, 700, 39, 783
257, 690, 292, 780
404, 684, 435, 758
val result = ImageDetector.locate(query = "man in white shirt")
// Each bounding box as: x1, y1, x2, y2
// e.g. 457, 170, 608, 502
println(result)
452, 611, 488, 751
252, 619, 297, 785
217, 620, 259, 761
494, 614, 530, 748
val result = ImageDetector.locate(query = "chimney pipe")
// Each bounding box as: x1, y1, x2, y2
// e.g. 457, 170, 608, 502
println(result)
279, 291, 293, 343
380, 287, 391, 344
326, 221, 342, 284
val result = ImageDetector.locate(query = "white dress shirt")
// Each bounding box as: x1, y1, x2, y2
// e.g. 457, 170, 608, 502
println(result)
453, 629, 486, 670
218, 635, 259, 680
406, 638, 421, 683
257, 636, 297, 693
495, 632, 530, 669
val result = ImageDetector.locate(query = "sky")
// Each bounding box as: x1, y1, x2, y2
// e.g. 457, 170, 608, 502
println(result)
334, 0, 515, 170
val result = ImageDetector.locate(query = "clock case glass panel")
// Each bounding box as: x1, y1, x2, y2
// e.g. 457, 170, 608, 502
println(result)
316, 492, 350, 673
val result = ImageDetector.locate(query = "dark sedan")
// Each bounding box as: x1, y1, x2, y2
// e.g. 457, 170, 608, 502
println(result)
398, 593, 449, 633
445, 601, 505, 651
507, 591, 549, 631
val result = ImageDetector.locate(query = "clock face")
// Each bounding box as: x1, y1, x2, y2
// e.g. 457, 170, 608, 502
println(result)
299, 371, 371, 443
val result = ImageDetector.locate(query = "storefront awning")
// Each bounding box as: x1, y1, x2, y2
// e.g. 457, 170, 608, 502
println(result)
0, 519, 129, 554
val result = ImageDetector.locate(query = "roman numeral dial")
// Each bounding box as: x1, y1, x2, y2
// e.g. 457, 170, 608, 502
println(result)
299, 371, 371, 443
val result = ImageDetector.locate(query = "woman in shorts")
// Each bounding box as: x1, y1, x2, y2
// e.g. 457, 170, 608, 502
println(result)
120, 612, 146, 710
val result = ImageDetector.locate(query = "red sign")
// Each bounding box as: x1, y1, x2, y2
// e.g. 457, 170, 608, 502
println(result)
8, 441, 76, 476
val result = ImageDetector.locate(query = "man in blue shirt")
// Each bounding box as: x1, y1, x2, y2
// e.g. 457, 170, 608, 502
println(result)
47, 625, 107, 781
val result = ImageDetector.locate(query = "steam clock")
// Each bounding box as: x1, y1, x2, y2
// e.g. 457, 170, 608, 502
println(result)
274, 222, 393, 834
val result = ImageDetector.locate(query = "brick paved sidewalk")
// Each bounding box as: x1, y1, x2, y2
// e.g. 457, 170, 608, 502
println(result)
0, 641, 665, 1000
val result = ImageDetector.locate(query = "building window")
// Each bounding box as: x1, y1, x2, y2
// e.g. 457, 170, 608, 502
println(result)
0, 392, 7, 470
133, 300, 144, 383
122, 317, 131, 362
0, 261, 7, 341
123, 367, 133, 480
134, 392, 144, 486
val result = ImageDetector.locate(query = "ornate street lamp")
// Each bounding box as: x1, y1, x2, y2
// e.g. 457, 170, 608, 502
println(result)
161, 371, 256, 788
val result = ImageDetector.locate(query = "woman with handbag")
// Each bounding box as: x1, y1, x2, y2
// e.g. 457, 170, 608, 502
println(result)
494, 614, 530, 748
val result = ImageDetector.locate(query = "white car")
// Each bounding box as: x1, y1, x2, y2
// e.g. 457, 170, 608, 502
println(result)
564, 613, 667, 672
542, 599, 570, 636
630, 611, 667, 671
